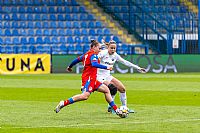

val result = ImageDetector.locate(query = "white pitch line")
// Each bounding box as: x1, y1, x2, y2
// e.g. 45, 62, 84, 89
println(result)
4, 118, 200, 129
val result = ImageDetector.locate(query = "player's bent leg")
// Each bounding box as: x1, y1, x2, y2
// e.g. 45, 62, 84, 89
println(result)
54, 92, 91, 113
97, 84, 119, 114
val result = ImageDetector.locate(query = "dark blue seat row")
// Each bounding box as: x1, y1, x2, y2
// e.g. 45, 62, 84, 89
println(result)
0, 21, 103, 29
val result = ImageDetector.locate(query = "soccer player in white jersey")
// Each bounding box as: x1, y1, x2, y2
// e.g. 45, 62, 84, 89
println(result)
97, 40, 146, 113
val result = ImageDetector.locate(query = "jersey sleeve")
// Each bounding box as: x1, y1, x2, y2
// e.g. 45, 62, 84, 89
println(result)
116, 53, 141, 69
90, 54, 107, 69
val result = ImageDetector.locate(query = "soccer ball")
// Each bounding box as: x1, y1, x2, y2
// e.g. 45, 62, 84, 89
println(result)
118, 106, 129, 118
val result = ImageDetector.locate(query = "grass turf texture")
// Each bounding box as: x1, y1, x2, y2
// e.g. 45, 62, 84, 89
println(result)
0, 73, 200, 133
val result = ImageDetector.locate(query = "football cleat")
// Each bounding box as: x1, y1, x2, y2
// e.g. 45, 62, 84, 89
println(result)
108, 106, 116, 114
128, 109, 135, 113
54, 101, 64, 113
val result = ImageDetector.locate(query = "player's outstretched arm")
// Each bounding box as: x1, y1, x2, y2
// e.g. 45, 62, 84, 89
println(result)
66, 55, 83, 72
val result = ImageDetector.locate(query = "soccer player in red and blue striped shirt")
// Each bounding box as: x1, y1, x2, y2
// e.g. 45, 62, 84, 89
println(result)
54, 40, 121, 117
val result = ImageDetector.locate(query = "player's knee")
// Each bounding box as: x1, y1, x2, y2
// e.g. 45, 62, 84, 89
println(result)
80, 94, 89, 100
108, 84, 117, 95
118, 86, 126, 93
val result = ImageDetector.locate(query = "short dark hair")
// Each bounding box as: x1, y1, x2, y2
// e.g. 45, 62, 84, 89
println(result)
90, 40, 99, 48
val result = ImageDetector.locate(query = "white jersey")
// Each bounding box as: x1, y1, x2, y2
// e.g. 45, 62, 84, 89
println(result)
97, 49, 141, 82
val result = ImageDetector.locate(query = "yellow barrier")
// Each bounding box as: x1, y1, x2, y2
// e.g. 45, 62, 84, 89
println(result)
0, 54, 51, 74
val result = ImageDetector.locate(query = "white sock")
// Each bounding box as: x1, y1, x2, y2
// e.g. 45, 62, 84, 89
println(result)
120, 92, 127, 106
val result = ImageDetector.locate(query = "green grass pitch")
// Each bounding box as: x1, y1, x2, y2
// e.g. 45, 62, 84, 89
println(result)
0, 73, 200, 133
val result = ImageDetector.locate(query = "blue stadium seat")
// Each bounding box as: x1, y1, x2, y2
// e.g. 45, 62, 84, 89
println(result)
36, 29, 42, 36
75, 37, 82, 43
51, 29, 58, 36
42, 14, 48, 20
104, 28, 110, 35
113, 36, 121, 43
35, 22, 42, 28
20, 22, 26, 28
72, 6, 79, 13
81, 21, 87, 28
52, 37, 58, 43
74, 29, 81, 35
71, 14, 78, 21
79, 6, 86, 13
65, 7, 70, 13
43, 29, 50, 36
60, 37, 67, 43
4, 7, 11, 13
28, 29, 34, 36
0, 29, 3, 35
5, 29, 12, 36
36, 37, 44, 44
83, 44, 90, 52
49, 7, 55, 13
4, 22, 11, 28
21, 38, 28, 44
27, 7, 33, 13
13, 38, 20, 45
58, 21, 65, 28
0, 22, 2, 28
98, 36, 104, 42
66, 29, 73, 36
50, 21, 57, 28
58, 29, 65, 36
11, 7, 18, 13
96, 21, 102, 28
80, 13, 87, 20
27, 21, 34, 28
60, 44, 67, 53
12, 29, 19, 36
27, 14, 33, 20
73, 21, 80, 28
41, 6, 48, 13
66, 21, 72, 28
35, 14, 41, 20
50, 14, 56, 20
0, 38, 3, 44
12, 14, 18, 20
82, 36, 89, 43
87, 14, 95, 20
65, 14, 71, 20
57, 7, 64, 13
20, 29, 27, 36
105, 36, 111, 42
97, 29, 103, 35
5, 46, 13, 54
89, 29, 95, 35
44, 37, 51, 44
88, 22, 95, 28
33, 7, 40, 13
43, 22, 49, 28
27, 0, 34, 5
29, 37, 36, 44
81, 29, 88, 35
5, 38, 12, 45
19, 7, 25, 13
67, 37, 74, 43
58, 14, 65, 21
20, 14, 26, 20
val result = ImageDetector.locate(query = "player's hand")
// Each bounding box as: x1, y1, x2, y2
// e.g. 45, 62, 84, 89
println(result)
66, 66, 72, 72
107, 66, 113, 71
138, 68, 146, 73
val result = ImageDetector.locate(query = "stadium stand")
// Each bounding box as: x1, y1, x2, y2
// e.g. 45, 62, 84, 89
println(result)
0, 0, 136, 54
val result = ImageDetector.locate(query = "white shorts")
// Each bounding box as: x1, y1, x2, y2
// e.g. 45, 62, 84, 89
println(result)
97, 74, 113, 83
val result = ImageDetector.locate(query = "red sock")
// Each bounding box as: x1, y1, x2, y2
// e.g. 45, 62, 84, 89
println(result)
112, 105, 117, 111
64, 100, 70, 106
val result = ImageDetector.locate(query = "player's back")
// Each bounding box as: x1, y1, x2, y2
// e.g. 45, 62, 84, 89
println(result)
82, 50, 99, 81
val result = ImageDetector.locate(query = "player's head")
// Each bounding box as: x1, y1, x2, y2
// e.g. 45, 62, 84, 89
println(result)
90, 40, 101, 53
108, 40, 117, 55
